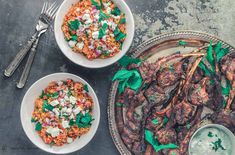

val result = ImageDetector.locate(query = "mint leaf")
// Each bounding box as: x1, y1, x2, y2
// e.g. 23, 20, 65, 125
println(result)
115, 31, 126, 41
83, 84, 89, 92
206, 41, 215, 72
111, 7, 121, 16
199, 61, 211, 77
155, 143, 178, 152
43, 100, 53, 111
152, 118, 159, 125
68, 19, 80, 31
112, 69, 133, 81
119, 18, 126, 24
178, 40, 186, 47
118, 55, 141, 67
35, 122, 42, 131
116, 102, 124, 107
91, 0, 101, 9
216, 47, 229, 62
99, 10, 109, 22
98, 23, 108, 39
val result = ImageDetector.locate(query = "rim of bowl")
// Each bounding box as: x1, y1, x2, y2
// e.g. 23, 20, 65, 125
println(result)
54, 0, 135, 68
20, 73, 100, 154
188, 124, 235, 155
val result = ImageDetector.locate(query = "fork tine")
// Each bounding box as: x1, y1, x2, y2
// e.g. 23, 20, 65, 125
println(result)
41, 2, 46, 13
46, 1, 57, 15
44, 2, 49, 13
50, 5, 59, 18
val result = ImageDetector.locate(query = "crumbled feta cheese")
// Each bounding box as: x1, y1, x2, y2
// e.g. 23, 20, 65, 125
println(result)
94, 14, 99, 20
76, 42, 84, 50
92, 31, 99, 39
84, 9, 90, 14
69, 113, 75, 120
69, 96, 77, 105
111, 15, 120, 19
66, 107, 72, 114
52, 108, 60, 117
50, 100, 59, 107
73, 106, 82, 115
57, 81, 63, 86
62, 120, 70, 129
106, 7, 111, 14
82, 13, 90, 20
46, 127, 61, 138
64, 95, 69, 101
68, 40, 77, 48
110, 22, 117, 31
67, 137, 73, 143
103, 2, 111, 8
62, 107, 68, 113
82, 111, 86, 116
85, 19, 92, 25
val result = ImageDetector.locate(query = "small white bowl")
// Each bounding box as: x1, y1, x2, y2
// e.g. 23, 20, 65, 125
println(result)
54, 0, 135, 68
20, 73, 100, 154
189, 124, 235, 155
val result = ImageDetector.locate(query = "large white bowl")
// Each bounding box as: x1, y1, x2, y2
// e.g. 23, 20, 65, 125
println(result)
20, 73, 100, 154
54, 0, 135, 68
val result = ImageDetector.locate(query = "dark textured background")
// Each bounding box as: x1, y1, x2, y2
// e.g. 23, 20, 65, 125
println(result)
0, 0, 234, 155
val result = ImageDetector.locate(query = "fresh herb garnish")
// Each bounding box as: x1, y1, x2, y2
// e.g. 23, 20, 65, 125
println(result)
116, 102, 124, 107
113, 27, 120, 36
118, 55, 141, 67
152, 118, 159, 125
162, 116, 169, 127
31, 118, 36, 122
99, 10, 109, 22
76, 112, 93, 128
186, 122, 191, 129
145, 129, 178, 152
119, 18, 126, 24
42, 100, 54, 111
40, 90, 45, 99
53, 92, 59, 98
71, 35, 78, 41
112, 69, 142, 93
211, 138, 226, 151
115, 31, 126, 41
98, 23, 108, 39
111, 7, 121, 16
91, 0, 101, 9
178, 40, 187, 47
83, 84, 89, 92
68, 19, 80, 31
208, 131, 213, 137
35, 122, 42, 131
221, 79, 231, 97
169, 65, 174, 72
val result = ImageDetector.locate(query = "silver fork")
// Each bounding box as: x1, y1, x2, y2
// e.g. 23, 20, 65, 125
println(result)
4, 1, 59, 78
16, 1, 59, 88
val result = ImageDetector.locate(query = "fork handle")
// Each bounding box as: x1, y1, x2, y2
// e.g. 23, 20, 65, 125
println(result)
4, 32, 38, 77
16, 38, 39, 89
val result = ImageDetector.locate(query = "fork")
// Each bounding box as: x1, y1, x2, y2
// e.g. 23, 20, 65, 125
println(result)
16, 1, 59, 88
4, 1, 59, 78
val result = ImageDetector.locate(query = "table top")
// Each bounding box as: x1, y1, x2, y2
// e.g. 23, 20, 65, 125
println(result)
0, 0, 235, 155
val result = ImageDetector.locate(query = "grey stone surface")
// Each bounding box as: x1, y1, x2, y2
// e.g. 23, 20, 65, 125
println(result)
0, 0, 234, 155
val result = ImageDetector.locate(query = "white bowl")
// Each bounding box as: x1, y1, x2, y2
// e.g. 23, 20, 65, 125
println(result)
20, 73, 100, 154
188, 124, 235, 155
54, 0, 135, 68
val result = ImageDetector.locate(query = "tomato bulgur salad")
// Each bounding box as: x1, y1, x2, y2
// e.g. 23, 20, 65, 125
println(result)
62, 0, 127, 60
31, 79, 94, 146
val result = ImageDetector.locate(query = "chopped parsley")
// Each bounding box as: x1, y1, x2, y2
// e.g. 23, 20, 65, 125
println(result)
211, 138, 226, 152
111, 7, 121, 16
42, 100, 54, 111
152, 118, 159, 125
98, 23, 108, 39
208, 131, 213, 137
116, 102, 124, 107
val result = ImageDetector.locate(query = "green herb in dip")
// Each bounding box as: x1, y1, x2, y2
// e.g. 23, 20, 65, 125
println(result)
189, 127, 232, 155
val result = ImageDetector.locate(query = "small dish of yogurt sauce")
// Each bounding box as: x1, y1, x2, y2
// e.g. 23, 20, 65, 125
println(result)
189, 124, 235, 155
